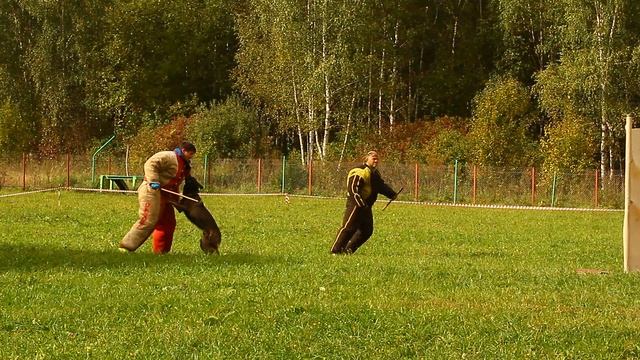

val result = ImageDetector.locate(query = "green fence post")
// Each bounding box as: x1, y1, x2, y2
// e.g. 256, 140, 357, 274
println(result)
281, 155, 286, 193
551, 172, 558, 207
453, 159, 459, 204
91, 135, 115, 185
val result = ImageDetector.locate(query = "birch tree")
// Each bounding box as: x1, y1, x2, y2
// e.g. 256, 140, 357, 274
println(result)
235, 0, 368, 164
534, 0, 636, 177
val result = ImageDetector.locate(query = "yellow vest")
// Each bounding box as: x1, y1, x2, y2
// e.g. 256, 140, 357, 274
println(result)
347, 166, 372, 199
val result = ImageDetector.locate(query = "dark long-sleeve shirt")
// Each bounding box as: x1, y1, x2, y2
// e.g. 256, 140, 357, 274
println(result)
346, 164, 396, 207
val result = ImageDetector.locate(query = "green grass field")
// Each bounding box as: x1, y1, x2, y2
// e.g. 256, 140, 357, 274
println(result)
1, 191, 637, 359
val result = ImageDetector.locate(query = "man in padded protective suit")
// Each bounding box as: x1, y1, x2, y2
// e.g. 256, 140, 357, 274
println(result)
119, 141, 196, 254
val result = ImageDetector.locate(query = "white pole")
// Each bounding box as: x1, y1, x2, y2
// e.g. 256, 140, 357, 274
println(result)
160, 188, 199, 203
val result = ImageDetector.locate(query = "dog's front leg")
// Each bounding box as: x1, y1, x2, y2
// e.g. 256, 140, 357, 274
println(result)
170, 201, 186, 213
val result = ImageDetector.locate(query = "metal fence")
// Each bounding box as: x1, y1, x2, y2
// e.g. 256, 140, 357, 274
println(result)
0, 154, 624, 209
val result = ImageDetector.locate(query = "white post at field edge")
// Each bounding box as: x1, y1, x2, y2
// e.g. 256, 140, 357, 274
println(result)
624, 114, 640, 272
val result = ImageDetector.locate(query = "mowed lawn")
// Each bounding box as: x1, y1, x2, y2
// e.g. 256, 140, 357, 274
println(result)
0, 191, 637, 359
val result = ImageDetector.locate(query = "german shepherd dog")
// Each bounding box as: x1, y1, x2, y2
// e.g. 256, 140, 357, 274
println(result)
174, 176, 222, 254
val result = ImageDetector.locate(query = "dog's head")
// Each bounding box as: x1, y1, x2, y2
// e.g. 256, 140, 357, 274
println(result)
183, 176, 203, 196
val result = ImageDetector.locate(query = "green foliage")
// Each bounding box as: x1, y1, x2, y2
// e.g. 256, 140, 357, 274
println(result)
533, 0, 638, 173
534, 56, 599, 122
417, 1, 499, 117
1, 0, 639, 173
540, 114, 598, 173
186, 96, 261, 159
0, 0, 236, 153
470, 76, 538, 167
0, 192, 634, 358
0, 98, 34, 153
103, 0, 235, 125
233, 0, 496, 159
496, 0, 563, 81
0, 1, 111, 156
426, 125, 470, 165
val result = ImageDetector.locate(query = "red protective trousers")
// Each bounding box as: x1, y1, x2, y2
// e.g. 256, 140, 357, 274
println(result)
152, 194, 177, 254
120, 150, 187, 254
151, 153, 187, 254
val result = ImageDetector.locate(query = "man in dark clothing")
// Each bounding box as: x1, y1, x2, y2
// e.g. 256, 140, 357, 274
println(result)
331, 151, 398, 254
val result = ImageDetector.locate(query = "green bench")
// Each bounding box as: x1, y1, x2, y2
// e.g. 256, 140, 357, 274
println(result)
99, 175, 142, 190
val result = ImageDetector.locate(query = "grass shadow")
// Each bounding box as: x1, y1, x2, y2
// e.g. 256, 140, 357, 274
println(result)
0, 244, 283, 272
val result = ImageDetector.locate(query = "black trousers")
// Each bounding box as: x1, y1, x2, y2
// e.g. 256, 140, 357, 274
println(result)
331, 198, 373, 254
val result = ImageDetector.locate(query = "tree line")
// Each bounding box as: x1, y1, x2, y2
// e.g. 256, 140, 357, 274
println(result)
1, 0, 639, 177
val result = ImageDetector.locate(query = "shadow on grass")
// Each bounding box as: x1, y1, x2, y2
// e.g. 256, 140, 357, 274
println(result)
0, 244, 282, 272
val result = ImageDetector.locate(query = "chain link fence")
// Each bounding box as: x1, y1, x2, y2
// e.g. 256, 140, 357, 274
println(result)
0, 154, 624, 209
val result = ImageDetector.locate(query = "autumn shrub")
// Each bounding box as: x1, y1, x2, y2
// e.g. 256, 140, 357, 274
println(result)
336, 117, 470, 165
540, 114, 598, 174
185, 96, 263, 159
469, 75, 539, 167
127, 116, 192, 165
